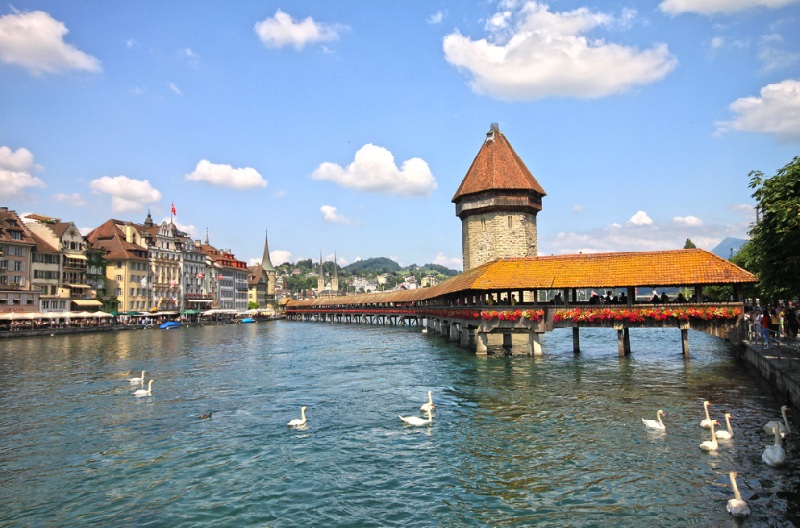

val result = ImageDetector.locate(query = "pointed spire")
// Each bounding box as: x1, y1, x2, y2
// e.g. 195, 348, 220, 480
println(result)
261, 228, 275, 272
144, 209, 154, 228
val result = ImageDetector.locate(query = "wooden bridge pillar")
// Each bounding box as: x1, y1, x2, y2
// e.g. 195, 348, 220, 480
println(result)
681, 322, 690, 358
573, 327, 580, 353
615, 324, 630, 357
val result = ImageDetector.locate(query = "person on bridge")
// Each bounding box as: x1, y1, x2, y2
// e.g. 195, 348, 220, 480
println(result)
762, 307, 772, 348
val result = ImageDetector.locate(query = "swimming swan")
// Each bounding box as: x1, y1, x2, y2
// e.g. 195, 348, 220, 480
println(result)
700, 420, 719, 451
763, 405, 791, 438
642, 410, 666, 430
400, 409, 432, 426
133, 379, 153, 397
129, 370, 145, 384
762, 427, 786, 467
287, 406, 307, 427
420, 391, 435, 413
716, 413, 735, 440
726, 471, 750, 517
700, 400, 714, 429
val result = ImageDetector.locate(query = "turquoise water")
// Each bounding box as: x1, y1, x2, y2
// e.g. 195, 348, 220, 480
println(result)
0, 322, 797, 527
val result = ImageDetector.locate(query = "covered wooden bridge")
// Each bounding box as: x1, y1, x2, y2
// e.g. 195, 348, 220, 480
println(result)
284, 249, 758, 357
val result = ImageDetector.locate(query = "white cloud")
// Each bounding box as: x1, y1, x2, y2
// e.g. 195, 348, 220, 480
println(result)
0, 10, 101, 75
320, 205, 353, 225
757, 34, 800, 73
0, 146, 45, 198
442, 2, 676, 101
433, 252, 463, 271
89, 175, 161, 213
52, 192, 86, 207
254, 10, 343, 50
716, 79, 800, 142
428, 11, 446, 25
311, 144, 437, 197
168, 82, 181, 95
659, 0, 800, 15
271, 250, 293, 266
186, 159, 268, 189
673, 215, 703, 226
628, 210, 653, 225
572, 204, 585, 213
542, 208, 748, 255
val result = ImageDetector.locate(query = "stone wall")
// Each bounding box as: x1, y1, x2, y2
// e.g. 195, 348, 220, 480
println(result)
461, 211, 538, 270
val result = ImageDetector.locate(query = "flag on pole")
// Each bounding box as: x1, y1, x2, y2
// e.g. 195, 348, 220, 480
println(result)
171, 203, 177, 215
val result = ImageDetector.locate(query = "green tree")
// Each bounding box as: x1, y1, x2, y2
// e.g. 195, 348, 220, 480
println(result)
683, 239, 696, 249
748, 156, 800, 300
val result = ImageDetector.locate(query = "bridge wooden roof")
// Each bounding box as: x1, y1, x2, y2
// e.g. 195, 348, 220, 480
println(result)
286, 249, 757, 308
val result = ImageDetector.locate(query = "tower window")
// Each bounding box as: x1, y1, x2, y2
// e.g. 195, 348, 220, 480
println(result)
481, 218, 486, 230
508, 216, 512, 229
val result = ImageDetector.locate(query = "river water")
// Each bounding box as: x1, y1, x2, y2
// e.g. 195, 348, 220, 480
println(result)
0, 321, 797, 527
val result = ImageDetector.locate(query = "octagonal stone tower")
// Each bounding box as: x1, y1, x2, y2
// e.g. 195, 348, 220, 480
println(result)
452, 124, 546, 271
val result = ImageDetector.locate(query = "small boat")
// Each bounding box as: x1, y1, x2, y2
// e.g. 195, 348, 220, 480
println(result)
240, 318, 256, 324
159, 321, 182, 329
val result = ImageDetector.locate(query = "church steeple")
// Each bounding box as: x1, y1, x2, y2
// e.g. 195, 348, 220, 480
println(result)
261, 229, 275, 272
332, 251, 339, 292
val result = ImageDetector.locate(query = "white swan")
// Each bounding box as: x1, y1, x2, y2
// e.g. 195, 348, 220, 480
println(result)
700, 400, 714, 429
287, 406, 307, 427
762, 426, 786, 467
128, 370, 145, 384
642, 410, 666, 430
133, 379, 153, 397
763, 405, 791, 438
716, 413, 735, 440
700, 420, 719, 451
400, 409, 432, 426
420, 391, 435, 413
726, 471, 751, 517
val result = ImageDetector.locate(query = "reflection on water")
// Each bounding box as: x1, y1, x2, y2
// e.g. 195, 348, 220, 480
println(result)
0, 323, 798, 527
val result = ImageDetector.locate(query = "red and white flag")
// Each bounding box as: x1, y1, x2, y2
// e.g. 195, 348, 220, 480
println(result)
196, 272, 205, 279
171, 203, 177, 215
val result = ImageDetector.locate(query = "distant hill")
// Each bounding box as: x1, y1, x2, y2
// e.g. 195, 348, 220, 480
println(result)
343, 258, 460, 276
344, 257, 402, 274
711, 237, 747, 259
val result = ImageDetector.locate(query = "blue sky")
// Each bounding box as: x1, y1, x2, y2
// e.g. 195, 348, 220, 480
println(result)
1, 1, 799, 271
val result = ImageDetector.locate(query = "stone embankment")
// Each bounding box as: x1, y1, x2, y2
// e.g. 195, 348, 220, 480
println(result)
739, 339, 800, 416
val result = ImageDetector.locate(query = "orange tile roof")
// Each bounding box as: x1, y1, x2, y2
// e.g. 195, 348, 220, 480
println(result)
451, 125, 546, 202
287, 249, 757, 308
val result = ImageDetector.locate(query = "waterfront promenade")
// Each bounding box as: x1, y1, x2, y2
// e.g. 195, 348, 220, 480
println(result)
740, 336, 800, 411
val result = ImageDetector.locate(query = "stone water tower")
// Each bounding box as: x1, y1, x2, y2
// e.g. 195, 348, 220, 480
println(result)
452, 124, 546, 271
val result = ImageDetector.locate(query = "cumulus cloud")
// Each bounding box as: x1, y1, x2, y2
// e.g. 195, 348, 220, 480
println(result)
186, 159, 268, 189
659, 0, 800, 15
270, 250, 293, 266
0, 10, 101, 75
320, 205, 353, 224
311, 144, 437, 197
716, 79, 800, 142
673, 215, 703, 226
89, 175, 161, 213
52, 192, 86, 207
628, 210, 653, 225
433, 252, 463, 271
0, 146, 45, 198
442, 1, 676, 101
255, 10, 344, 50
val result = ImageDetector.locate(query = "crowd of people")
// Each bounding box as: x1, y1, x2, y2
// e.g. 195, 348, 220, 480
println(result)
746, 302, 800, 348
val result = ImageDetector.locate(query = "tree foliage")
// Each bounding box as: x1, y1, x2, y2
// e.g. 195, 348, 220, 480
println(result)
747, 156, 800, 300
683, 238, 696, 249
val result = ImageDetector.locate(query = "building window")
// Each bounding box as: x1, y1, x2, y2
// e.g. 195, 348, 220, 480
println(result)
508, 216, 513, 229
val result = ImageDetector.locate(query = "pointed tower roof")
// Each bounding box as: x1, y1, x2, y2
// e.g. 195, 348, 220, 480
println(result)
452, 123, 546, 203
261, 229, 275, 272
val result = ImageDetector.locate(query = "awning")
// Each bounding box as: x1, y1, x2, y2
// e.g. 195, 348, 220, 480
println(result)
65, 254, 87, 260
67, 284, 90, 289
71, 299, 103, 307
188, 299, 213, 303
